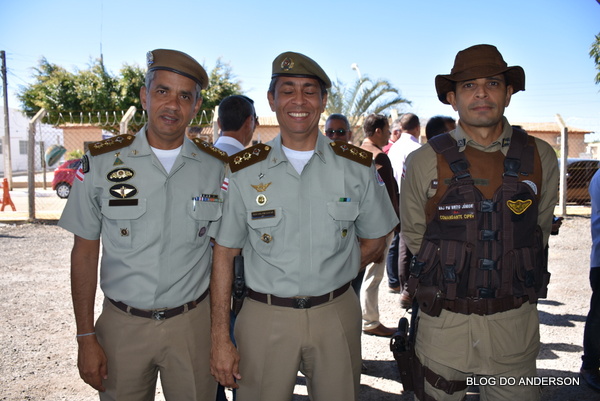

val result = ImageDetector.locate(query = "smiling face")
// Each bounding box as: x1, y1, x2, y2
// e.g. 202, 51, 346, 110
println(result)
267, 77, 327, 149
140, 70, 202, 149
446, 75, 513, 143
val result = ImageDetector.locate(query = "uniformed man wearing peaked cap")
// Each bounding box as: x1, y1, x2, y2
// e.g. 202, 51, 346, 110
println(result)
59, 49, 226, 400
210, 51, 398, 401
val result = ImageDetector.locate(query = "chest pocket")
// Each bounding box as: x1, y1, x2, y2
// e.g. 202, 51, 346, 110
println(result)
327, 202, 359, 251
100, 199, 147, 249
187, 201, 223, 244
246, 207, 283, 258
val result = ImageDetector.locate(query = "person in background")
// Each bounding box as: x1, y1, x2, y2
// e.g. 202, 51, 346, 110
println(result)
214, 95, 259, 155
383, 118, 402, 154
325, 113, 353, 143
59, 49, 228, 400
581, 168, 600, 392
401, 44, 558, 400
209, 51, 398, 401
358, 113, 400, 338
425, 115, 456, 140
388, 113, 421, 308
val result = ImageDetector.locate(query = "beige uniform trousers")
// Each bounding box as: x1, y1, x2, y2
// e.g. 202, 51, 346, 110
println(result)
96, 298, 216, 401
361, 232, 394, 330
415, 302, 541, 401
234, 287, 362, 401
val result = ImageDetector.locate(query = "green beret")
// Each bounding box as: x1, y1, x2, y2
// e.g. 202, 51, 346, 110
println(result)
271, 51, 331, 89
146, 49, 209, 89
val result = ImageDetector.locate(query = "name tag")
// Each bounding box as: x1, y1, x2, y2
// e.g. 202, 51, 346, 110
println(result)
109, 199, 139, 206
251, 210, 276, 220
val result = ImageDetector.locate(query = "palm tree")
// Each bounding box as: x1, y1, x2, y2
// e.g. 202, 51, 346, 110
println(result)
590, 33, 600, 85
325, 75, 411, 141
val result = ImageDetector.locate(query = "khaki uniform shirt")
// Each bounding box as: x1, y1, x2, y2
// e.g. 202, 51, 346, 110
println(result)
216, 133, 399, 297
59, 127, 225, 309
401, 117, 559, 254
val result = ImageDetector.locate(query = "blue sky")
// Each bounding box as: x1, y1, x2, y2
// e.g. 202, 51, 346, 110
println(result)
1, 0, 599, 133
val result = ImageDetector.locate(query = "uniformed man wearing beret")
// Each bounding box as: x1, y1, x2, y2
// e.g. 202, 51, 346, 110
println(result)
59, 49, 228, 400
209, 51, 398, 401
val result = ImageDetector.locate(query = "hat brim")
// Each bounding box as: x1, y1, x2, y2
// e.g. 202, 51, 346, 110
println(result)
435, 65, 525, 104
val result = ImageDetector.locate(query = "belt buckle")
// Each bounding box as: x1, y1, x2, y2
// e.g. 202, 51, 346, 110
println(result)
293, 297, 311, 309
152, 310, 166, 320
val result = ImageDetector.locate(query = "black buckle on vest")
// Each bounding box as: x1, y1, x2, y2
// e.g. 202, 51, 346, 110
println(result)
478, 258, 496, 270
478, 288, 495, 298
443, 265, 457, 283
480, 230, 498, 241
410, 256, 425, 277
450, 160, 471, 180
503, 158, 521, 177
525, 271, 535, 288
479, 200, 496, 213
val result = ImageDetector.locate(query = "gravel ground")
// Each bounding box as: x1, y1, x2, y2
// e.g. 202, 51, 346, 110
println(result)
0, 215, 597, 400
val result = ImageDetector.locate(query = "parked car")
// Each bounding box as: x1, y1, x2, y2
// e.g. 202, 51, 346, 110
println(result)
52, 158, 81, 198
559, 158, 600, 204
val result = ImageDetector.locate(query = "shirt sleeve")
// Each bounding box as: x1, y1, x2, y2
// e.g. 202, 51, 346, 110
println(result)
535, 138, 559, 246
400, 144, 437, 254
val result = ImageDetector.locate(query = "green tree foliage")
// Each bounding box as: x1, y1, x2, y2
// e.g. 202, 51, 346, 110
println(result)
325, 75, 410, 141
18, 57, 243, 131
200, 58, 243, 111
591, 33, 600, 85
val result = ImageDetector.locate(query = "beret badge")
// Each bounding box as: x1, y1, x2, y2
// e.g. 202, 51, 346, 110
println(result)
281, 57, 294, 71
146, 51, 154, 67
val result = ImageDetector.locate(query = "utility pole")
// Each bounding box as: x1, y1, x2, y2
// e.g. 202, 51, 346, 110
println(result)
1, 50, 13, 189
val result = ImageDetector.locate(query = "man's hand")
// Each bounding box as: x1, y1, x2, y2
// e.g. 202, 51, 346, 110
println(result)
76, 336, 107, 392
210, 338, 241, 388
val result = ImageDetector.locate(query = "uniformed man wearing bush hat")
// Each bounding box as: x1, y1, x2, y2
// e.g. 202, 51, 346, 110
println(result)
60, 48, 227, 400
400, 44, 559, 400
210, 51, 398, 401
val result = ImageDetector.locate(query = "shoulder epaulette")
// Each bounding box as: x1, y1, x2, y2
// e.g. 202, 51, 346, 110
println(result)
329, 141, 372, 167
89, 134, 135, 156
229, 143, 271, 173
191, 138, 229, 163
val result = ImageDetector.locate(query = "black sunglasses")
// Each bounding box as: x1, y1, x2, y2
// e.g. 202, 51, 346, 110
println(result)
325, 129, 347, 136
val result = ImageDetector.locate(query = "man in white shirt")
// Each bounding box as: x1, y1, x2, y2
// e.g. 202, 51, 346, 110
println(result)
387, 113, 421, 307
214, 95, 259, 155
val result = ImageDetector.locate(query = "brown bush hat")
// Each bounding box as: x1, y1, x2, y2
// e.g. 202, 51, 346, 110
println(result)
435, 44, 525, 104
146, 49, 209, 89
271, 51, 332, 89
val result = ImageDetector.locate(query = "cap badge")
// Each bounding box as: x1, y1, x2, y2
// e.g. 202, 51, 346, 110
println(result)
146, 51, 154, 67
281, 57, 294, 71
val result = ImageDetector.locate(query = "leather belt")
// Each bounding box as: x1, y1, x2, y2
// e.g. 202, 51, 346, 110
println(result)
442, 295, 529, 316
247, 282, 351, 309
108, 289, 208, 320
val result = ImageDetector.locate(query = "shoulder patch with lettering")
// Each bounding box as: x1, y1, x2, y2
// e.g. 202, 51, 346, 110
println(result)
191, 138, 229, 163
230, 143, 271, 173
329, 141, 372, 167
89, 134, 135, 156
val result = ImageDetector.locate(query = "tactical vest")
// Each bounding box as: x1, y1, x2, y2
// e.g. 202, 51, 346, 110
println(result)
408, 129, 550, 317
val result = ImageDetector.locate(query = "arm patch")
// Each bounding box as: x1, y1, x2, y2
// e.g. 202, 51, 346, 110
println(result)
329, 141, 372, 167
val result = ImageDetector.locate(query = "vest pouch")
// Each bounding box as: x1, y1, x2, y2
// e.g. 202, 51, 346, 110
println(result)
415, 285, 443, 317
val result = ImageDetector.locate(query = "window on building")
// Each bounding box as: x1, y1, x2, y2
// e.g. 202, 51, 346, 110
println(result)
19, 140, 28, 155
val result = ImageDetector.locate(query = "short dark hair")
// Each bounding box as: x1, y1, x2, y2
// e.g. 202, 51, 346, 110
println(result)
218, 95, 255, 132
326, 114, 350, 130
363, 114, 388, 137
425, 115, 455, 140
267, 77, 328, 98
400, 113, 420, 131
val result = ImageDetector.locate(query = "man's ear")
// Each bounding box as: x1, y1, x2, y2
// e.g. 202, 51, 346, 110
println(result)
505, 85, 514, 107
140, 86, 147, 110
446, 91, 458, 112
267, 91, 276, 112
